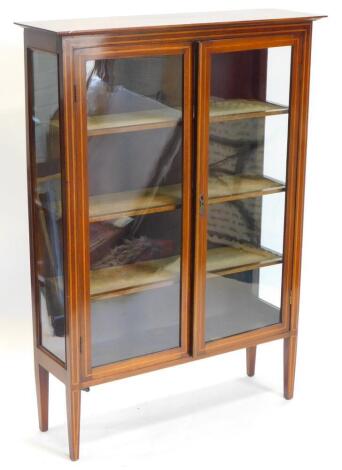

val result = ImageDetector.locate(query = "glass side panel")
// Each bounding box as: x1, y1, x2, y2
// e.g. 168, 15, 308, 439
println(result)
85, 55, 184, 367
205, 46, 291, 341
31, 50, 65, 362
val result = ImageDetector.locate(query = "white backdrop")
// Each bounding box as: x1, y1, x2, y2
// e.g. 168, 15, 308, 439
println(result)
0, 1, 340, 468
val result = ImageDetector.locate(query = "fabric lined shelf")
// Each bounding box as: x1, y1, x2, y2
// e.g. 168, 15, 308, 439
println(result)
90, 244, 282, 301
88, 186, 180, 221
49, 99, 288, 136
87, 174, 285, 222
87, 107, 182, 136
49, 184, 177, 221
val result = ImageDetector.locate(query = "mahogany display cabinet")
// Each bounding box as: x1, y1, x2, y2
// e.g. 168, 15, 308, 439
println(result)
17, 9, 324, 460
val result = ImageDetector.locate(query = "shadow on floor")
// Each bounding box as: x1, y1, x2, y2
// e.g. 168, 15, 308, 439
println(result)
25, 375, 279, 458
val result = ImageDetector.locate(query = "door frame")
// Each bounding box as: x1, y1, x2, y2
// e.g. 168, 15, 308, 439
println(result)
193, 33, 304, 356
72, 42, 194, 382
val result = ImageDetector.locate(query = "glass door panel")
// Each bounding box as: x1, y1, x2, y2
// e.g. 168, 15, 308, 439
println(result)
205, 193, 284, 341
30, 50, 66, 362
85, 54, 186, 367
204, 45, 292, 343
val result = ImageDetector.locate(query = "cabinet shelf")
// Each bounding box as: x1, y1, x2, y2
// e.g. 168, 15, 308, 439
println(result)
207, 174, 285, 205
43, 174, 284, 221
209, 99, 288, 122
88, 186, 180, 221
50, 99, 288, 137
87, 108, 182, 136
90, 244, 282, 301
87, 174, 285, 222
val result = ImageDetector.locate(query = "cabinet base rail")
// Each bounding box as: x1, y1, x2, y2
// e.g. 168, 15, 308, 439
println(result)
34, 331, 297, 460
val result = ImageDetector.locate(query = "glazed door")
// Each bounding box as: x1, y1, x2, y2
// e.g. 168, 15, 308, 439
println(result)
75, 44, 192, 379
194, 35, 302, 355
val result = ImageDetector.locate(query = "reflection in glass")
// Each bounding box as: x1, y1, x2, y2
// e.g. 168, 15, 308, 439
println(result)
206, 265, 282, 342
92, 285, 180, 367
208, 47, 291, 203
31, 50, 65, 362
86, 56, 184, 366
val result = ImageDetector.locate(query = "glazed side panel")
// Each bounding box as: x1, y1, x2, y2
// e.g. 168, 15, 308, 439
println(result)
24, 28, 68, 382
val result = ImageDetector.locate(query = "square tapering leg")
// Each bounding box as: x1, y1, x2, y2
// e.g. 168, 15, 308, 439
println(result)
35, 363, 49, 432
284, 335, 298, 400
246, 346, 257, 377
66, 387, 81, 461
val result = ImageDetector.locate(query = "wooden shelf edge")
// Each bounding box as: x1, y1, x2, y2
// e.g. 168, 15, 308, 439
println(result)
89, 203, 180, 222
88, 119, 180, 136
210, 108, 288, 123
207, 257, 282, 279
208, 184, 285, 205
87, 106, 288, 136
91, 279, 177, 301
88, 176, 285, 222
50, 100, 288, 137
44, 175, 285, 222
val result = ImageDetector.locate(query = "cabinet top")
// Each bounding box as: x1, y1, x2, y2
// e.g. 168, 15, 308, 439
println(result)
15, 9, 325, 36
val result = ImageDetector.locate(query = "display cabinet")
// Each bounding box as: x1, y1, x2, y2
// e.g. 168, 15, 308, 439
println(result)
17, 9, 324, 460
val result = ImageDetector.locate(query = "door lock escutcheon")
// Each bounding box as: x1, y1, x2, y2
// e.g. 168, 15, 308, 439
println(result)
199, 194, 205, 215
